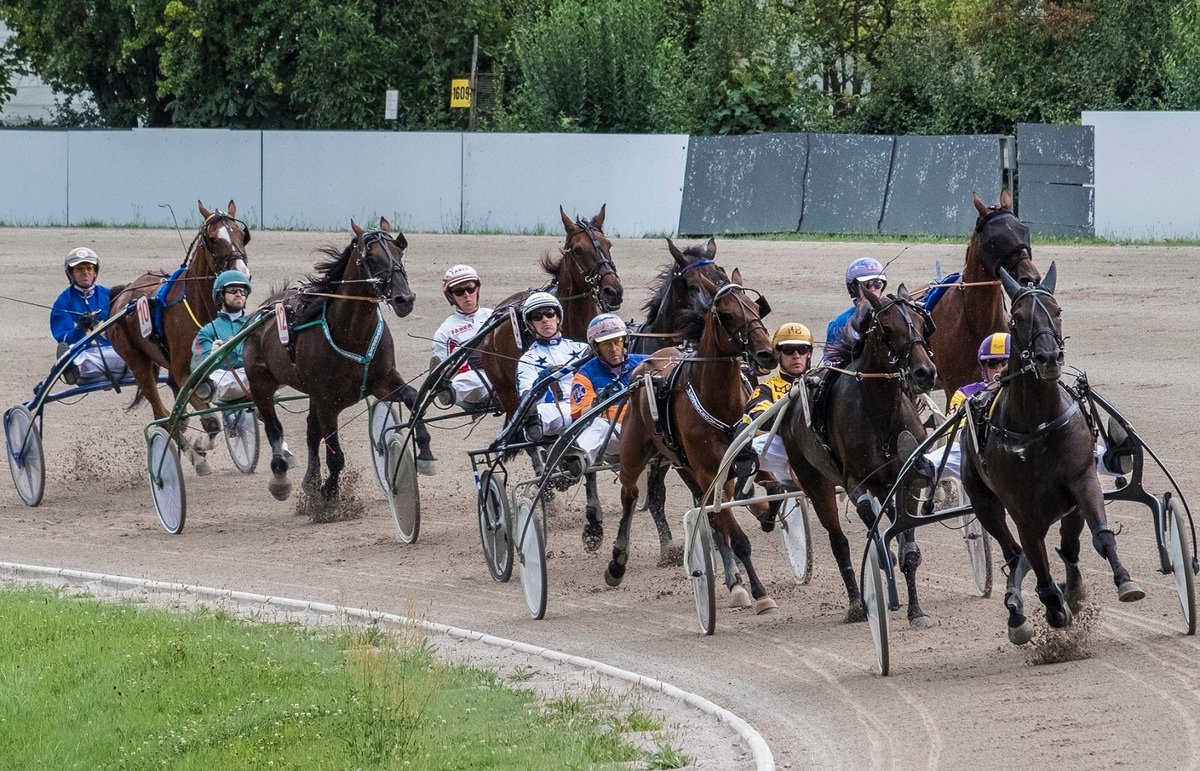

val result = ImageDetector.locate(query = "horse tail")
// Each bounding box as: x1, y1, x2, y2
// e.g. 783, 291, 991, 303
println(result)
125, 364, 160, 411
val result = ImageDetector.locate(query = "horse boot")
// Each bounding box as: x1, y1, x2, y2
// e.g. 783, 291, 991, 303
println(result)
1036, 582, 1072, 629
1092, 528, 1145, 602
1005, 554, 1034, 645
1055, 546, 1087, 613
730, 445, 758, 501
604, 547, 629, 587
582, 512, 603, 552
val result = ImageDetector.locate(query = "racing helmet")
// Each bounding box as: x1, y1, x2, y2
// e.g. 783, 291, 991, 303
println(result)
521, 291, 562, 323
586, 313, 627, 348
64, 247, 100, 282
442, 264, 481, 302
845, 257, 887, 296
213, 270, 252, 302
977, 332, 1011, 361
771, 322, 814, 350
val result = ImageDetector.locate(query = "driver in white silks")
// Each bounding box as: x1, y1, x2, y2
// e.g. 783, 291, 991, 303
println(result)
430, 264, 494, 409
515, 291, 588, 441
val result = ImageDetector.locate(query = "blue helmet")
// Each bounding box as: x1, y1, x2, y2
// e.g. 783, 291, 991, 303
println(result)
845, 257, 887, 296
213, 270, 251, 302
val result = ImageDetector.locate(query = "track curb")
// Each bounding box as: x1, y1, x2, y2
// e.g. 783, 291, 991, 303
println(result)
1, 561, 775, 770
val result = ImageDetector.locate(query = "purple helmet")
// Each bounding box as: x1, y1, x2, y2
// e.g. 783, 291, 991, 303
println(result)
845, 257, 887, 296
977, 333, 1011, 361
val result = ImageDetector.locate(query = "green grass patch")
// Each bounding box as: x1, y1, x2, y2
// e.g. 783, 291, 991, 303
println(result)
0, 585, 656, 769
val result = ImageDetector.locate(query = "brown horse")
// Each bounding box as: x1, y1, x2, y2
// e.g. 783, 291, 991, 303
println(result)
614, 270, 777, 612
242, 218, 431, 501
930, 190, 1040, 404
108, 200, 251, 474
961, 264, 1144, 645
779, 287, 939, 625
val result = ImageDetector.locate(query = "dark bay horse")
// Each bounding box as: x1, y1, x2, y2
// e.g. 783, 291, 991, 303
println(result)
242, 219, 432, 501
930, 190, 1041, 404
961, 264, 1143, 645
108, 200, 251, 474
779, 287, 939, 625
614, 270, 778, 613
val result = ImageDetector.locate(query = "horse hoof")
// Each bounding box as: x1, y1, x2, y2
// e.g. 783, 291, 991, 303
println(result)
269, 475, 292, 501
754, 597, 778, 615
283, 451, 299, 470
658, 543, 684, 568
729, 584, 752, 608
604, 566, 624, 588
909, 614, 934, 629
417, 459, 436, 477
194, 459, 212, 477
1117, 580, 1145, 602
1009, 620, 1035, 646
845, 601, 867, 624
582, 522, 603, 552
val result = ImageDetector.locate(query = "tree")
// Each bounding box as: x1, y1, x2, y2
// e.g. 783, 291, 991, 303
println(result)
0, 0, 169, 126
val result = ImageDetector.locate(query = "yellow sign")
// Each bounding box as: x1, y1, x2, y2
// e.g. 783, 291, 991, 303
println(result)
450, 79, 472, 109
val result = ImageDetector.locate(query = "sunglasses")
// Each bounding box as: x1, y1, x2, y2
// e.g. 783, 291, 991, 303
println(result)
528, 308, 559, 322
859, 279, 885, 291
223, 287, 249, 296
982, 359, 1005, 369
777, 345, 812, 357
450, 283, 479, 297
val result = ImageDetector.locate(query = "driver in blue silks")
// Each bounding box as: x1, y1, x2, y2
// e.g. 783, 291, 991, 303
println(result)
50, 247, 128, 385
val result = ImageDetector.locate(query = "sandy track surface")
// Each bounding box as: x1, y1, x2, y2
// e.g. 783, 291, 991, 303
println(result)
3, 226, 1199, 769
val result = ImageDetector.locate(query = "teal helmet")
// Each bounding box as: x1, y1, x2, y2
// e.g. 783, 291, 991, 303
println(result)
213, 270, 252, 302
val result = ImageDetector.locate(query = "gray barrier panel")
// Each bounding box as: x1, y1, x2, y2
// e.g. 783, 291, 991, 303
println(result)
677, 134, 807, 235
800, 134, 893, 234
462, 133, 689, 238
1016, 123, 1094, 236
0, 131, 68, 225
67, 129, 262, 227
263, 131, 462, 232
1017, 183, 1093, 237
881, 135, 1004, 236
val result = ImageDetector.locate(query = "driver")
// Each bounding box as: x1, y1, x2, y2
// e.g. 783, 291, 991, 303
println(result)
569, 313, 648, 467
516, 292, 588, 441
431, 264, 494, 409
823, 257, 887, 365
191, 270, 253, 406
923, 332, 1009, 480
50, 247, 129, 385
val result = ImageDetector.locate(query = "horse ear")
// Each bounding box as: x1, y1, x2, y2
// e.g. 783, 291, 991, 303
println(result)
593, 203, 606, 230
198, 200, 212, 220
667, 238, 687, 268
379, 216, 391, 232
972, 192, 987, 218
560, 206, 576, 234
705, 238, 717, 258
731, 267, 742, 285
227, 199, 237, 217
351, 220, 364, 237
1000, 188, 1013, 210
896, 282, 909, 299
999, 267, 1022, 298
1041, 261, 1057, 294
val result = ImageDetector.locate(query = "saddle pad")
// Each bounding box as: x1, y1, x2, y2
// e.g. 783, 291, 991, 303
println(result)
923, 272, 962, 314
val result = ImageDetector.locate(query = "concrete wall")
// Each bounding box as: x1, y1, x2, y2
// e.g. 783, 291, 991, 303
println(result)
1083, 111, 1200, 240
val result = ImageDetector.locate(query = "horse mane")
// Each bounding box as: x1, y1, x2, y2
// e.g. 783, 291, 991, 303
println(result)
832, 300, 873, 365
642, 242, 718, 330
674, 306, 707, 343
539, 250, 563, 279
292, 243, 353, 324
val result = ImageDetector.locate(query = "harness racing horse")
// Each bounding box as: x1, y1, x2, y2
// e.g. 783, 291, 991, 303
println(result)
476, 206, 622, 524
779, 286, 939, 626
930, 189, 1041, 404
615, 270, 778, 612
108, 200, 251, 474
242, 218, 432, 502
961, 264, 1144, 645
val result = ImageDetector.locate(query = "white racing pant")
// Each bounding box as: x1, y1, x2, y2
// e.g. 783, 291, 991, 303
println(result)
924, 439, 1118, 483
76, 346, 129, 381
576, 417, 621, 465
212, 368, 250, 403
535, 400, 573, 437
451, 369, 492, 407
752, 433, 796, 484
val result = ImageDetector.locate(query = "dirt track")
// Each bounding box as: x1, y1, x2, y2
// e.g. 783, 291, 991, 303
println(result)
3, 226, 1199, 769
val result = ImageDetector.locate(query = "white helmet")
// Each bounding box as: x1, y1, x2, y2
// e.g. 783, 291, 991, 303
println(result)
587, 313, 626, 347
521, 291, 562, 322
64, 247, 99, 283
442, 264, 481, 302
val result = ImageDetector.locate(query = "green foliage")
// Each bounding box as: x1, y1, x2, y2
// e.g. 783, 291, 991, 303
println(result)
0, 42, 16, 110
711, 52, 799, 134
1164, 0, 1200, 108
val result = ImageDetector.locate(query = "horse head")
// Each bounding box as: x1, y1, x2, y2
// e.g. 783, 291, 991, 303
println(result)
667, 237, 730, 317
698, 268, 775, 373
972, 190, 1039, 285
863, 284, 938, 393
558, 204, 623, 312
350, 217, 415, 318
197, 199, 251, 277
1000, 262, 1063, 381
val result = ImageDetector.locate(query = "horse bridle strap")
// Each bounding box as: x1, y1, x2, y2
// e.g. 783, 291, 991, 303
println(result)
817, 363, 903, 381
990, 397, 1081, 442
685, 381, 733, 434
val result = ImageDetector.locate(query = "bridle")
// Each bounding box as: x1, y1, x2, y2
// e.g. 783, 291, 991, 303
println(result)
709, 281, 771, 362
353, 229, 409, 301
199, 211, 251, 273
975, 208, 1034, 279
562, 219, 620, 310
865, 296, 935, 383
1002, 285, 1064, 381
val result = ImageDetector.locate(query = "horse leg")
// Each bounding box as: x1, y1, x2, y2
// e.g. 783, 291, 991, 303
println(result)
718, 506, 776, 614
319, 419, 345, 501
608, 432, 657, 588
897, 529, 931, 627
1022, 535, 1072, 631
582, 471, 603, 551
1078, 478, 1145, 602
250, 376, 291, 501
797, 466, 863, 622
378, 376, 436, 475
712, 527, 751, 608
646, 461, 681, 566
302, 412, 322, 495
1057, 510, 1088, 614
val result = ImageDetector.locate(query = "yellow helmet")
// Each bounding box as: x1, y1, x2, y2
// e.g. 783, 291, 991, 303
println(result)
771, 323, 813, 349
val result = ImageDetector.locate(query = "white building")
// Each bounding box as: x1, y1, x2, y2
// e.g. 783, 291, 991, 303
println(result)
1, 22, 58, 124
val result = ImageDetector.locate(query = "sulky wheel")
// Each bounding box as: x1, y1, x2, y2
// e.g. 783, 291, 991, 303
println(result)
515, 495, 547, 620
477, 469, 513, 583
960, 513, 993, 598
862, 536, 891, 676
778, 495, 813, 585
367, 398, 400, 493
385, 434, 420, 544
686, 508, 717, 636
146, 426, 186, 535
4, 405, 45, 507
223, 407, 260, 474
1165, 497, 1197, 636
